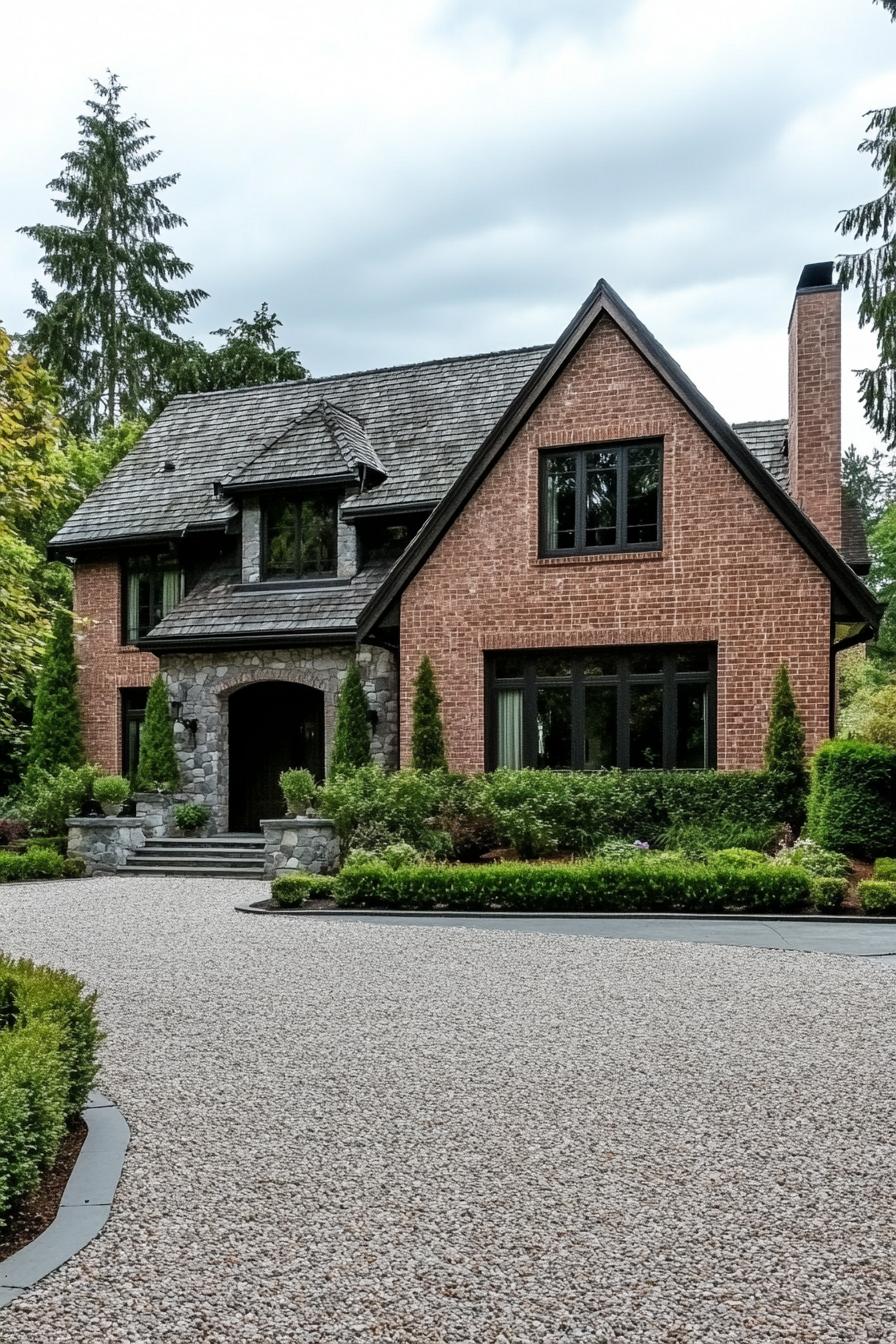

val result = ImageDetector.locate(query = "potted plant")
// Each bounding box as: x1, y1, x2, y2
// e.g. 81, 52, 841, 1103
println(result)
279, 768, 317, 817
173, 803, 211, 836
92, 774, 131, 818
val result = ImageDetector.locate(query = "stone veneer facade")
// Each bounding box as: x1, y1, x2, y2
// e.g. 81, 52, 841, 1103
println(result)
160, 644, 398, 833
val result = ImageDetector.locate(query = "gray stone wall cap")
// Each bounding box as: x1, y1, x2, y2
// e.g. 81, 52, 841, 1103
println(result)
66, 817, 144, 828
260, 817, 336, 828
133, 792, 191, 802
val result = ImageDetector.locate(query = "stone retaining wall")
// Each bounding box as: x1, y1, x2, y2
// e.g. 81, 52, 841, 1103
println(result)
67, 817, 146, 875
134, 793, 192, 839
261, 818, 340, 878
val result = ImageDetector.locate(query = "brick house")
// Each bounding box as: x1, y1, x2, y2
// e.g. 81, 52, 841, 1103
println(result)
50, 264, 879, 833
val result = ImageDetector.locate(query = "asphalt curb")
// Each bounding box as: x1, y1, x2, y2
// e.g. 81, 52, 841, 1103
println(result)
234, 899, 896, 924
0, 1090, 129, 1308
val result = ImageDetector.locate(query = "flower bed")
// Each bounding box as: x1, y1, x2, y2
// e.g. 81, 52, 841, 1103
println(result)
0, 954, 102, 1231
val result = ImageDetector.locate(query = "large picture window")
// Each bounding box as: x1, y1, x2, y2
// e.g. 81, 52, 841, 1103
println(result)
540, 440, 662, 556
123, 555, 184, 643
486, 645, 714, 771
263, 494, 338, 579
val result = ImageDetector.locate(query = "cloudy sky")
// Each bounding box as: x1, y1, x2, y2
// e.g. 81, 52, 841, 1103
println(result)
1, 0, 894, 453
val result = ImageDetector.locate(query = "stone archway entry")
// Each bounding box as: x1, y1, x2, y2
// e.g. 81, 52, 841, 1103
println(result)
228, 681, 325, 832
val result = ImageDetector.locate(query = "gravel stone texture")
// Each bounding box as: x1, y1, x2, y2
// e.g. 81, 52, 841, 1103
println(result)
0, 877, 894, 1343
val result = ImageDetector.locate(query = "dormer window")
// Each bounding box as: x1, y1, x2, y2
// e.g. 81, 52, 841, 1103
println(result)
263, 493, 338, 580
540, 440, 662, 556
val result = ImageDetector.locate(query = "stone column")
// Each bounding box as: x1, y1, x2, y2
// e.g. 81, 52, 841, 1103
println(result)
67, 817, 146, 875
261, 818, 340, 878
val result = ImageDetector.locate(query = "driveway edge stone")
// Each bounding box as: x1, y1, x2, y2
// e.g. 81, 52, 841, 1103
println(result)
0, 1091, 129, 1308
234, 899, 896, 924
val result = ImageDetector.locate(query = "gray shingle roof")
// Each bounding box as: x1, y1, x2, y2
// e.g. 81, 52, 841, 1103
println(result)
225, 399, 386, 491
50, 346, 551, 550
732, 419, 788, 486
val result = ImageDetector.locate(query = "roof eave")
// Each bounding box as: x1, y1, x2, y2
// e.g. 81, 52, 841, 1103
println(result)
137, 626, 359, 654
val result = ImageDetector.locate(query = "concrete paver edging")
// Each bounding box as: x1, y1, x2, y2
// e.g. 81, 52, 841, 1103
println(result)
0, 1091, 129, 1308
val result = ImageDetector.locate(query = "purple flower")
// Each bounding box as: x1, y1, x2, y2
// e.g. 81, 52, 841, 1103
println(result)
633, 840, 650, 851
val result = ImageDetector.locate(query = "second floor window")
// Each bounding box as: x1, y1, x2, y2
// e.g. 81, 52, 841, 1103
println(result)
540, 440, 662, 556
124, 555, 184, 643
263, 495, 338, 579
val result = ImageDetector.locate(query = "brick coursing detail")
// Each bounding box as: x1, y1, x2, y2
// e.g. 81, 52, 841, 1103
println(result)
399, 316, 833, 773
73, 562, 158, 771
788, 287, 842, 548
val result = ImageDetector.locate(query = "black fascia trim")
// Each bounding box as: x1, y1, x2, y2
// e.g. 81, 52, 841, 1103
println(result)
223, 473, 356, 497
136, 627, 358, 653
341, 500, 440, 522
357, 278, 881, 635
46, 523, 229, 561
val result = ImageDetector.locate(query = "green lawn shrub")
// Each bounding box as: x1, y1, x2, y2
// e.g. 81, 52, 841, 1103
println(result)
807, 740, 896, 856
0, 848, 65, 882
16, 764, 98, 836
811, 877, 848, 912
334, 856, 811, 914
873, 858, 896, 881
271, 873, 338, 907
62, 857, 87, 878
173, 803, 210, 833
320, 765, 456, 856
0, 953, 102, 1228
279, 769, 317, 816
713, 847, 771, 867
92, 775, 131, 810
858, 880, 896, 915
773, 839, 851, 878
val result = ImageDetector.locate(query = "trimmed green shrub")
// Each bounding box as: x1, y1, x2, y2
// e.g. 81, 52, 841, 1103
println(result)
0, 953, 102, 1228
62, 857, 86, 878
714, 847, 770, 867
764, 663, 808, 831
773, 839, 851, 878
859, 880, 896, 915
26, 610, 84, 775
16, 764, 98, 836
330, 663, 371, 773
811, 877, 848, 913
807, 740, 896, 856
271, 873, 337, 907
19, 835, 68, 855
410, 656, 447, 771
92, 774, 131, 810
334, 857, 812, 914
0, 848, 65, 882
136, 676, 179, 792
873, 858, 896, 881
319, 765, 455, 856
173, 803, 210, 833
279, 768, 317, 816
343, 841, 425, 871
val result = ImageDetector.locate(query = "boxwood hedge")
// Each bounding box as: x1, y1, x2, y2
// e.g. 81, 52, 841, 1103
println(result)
807, 741, 896, 857
0, 955, 102, 1229
0, 848, 65, 882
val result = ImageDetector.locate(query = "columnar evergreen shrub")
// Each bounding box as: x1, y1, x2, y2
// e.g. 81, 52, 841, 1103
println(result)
25, 609, 84, 775
136, 675, 179, 792
330, 662, 371, 773
410, 656, 447, 771
764, 664, 808, 831
807, 740, 896, 856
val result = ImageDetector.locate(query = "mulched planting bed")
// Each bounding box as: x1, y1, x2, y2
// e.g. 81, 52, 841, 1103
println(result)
0, 1118, 87, 1262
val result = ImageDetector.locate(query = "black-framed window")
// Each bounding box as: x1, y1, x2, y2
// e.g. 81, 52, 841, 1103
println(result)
121, 688, 149, 781
540, 440, 662, 556
123, 555, 184, 643
262, 494, 338, 579
486, 645, 715, 771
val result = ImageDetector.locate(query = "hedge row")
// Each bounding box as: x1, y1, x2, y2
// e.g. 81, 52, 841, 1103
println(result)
807, 741, 896, 857
859, 881, 896, 915
0, 955, 102, 1229
0, 848, 67, 882
331, 857, 812, 914
319, 765, 780, 860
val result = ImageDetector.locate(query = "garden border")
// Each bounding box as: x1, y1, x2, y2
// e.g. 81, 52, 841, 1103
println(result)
234, 899, 896, 924
0, 1091, 129, 1308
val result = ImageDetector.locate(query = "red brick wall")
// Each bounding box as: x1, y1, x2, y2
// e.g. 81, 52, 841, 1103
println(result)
400, 315, 833, 773
788, 286, 842, 548
73, 561, 158, 771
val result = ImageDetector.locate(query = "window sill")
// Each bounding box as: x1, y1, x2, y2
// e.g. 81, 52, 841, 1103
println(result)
233, 577, 349, 594
535, 549, 664, 568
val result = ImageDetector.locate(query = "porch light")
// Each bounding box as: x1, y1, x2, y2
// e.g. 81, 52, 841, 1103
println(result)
169, 699, 183, 722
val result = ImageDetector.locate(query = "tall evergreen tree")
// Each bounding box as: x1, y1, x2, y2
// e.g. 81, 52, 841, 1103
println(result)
156, 304, 307, 411
837, 1, 896, 452
764, 664, 808, 832
331, 662, 371, 773
410, 656, 447, 771
26, 609, 84, 774
20, 73, 206, 434
136, 675, 179, 791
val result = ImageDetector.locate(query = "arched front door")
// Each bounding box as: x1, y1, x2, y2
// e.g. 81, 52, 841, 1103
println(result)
228, 681, 325, 832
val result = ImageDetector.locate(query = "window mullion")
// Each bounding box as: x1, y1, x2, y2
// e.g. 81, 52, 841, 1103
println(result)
617, 654, 630, 769
663, 658, 676, 769
617, 446, 627, 549
522, 662, 537, 767
575, 450, 586, 550
571, 659, 584, 770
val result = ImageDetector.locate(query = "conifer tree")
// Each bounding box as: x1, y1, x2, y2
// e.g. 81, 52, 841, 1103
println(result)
25, 609, 84, 774
20, 73, 206, 433
331, 662, 371, 773
136, 675, 179, 791
410, 656, 447, 771
764, 664, 808, 832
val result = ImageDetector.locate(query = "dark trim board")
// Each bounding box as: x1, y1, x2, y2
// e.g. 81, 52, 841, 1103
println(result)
137, 627, 358, 653
358, 279, 882, 635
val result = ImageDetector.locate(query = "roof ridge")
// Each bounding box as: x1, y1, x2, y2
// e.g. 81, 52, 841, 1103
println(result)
732, 417, 788, 428
166, 344, 554, 405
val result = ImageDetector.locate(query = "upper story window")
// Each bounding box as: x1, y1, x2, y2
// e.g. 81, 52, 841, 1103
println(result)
540, 439, 662, 556
124, 554, 184, 643
263, 494, 338, 580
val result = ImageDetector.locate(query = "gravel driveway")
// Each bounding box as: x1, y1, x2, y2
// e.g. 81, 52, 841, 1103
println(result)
0, 877, 894, 1343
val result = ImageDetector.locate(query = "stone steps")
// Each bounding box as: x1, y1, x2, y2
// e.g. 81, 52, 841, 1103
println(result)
120, 834, 266, 880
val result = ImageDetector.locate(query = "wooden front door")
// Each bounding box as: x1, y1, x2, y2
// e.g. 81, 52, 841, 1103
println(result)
228, 681, 325, 832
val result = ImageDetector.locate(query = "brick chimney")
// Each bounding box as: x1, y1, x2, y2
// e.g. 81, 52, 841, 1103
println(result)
787, 261, 842, 548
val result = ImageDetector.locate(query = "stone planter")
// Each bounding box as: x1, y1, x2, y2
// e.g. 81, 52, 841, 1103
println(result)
260, 817, 340, 878
99, 802, 124, 818
66, 817, 146, 875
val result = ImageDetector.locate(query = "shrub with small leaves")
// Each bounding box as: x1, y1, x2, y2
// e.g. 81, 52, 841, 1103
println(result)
330, 662, 371, 774
811, 877, 848, 913
92, 775, 131, 809
764, 663, 808, 831
859, 879, 896, 915
17, 764, 98, 836
62, 857, 87, 878
410, 656, 447, 771
774, 839, 851, 878
873, 857, 896, 881
173, 803, 210, 833
271, 873, 337, 907
279, 769, 317, 816
136, 675, 179, 792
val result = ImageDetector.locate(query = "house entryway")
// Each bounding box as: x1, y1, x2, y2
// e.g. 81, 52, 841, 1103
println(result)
227, 681, 325, 831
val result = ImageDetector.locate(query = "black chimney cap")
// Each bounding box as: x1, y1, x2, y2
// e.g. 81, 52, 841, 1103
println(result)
796, 261, 835, 292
